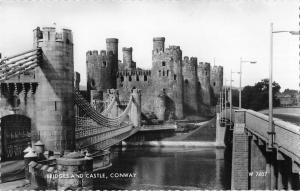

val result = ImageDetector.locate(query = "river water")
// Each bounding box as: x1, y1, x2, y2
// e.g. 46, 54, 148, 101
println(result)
94, 147, 232, 190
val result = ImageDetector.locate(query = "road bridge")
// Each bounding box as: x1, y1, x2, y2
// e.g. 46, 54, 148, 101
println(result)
219, 107, 300, 190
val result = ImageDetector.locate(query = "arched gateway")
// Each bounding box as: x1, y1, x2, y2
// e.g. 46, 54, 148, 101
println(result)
1, 114, 31, 161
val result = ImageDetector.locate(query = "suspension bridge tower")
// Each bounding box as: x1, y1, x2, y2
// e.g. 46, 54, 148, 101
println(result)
33, 27, 75, 152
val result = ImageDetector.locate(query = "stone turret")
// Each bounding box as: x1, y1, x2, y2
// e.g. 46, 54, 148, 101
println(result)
122, 47, 136, 70
153, 37, 165, 52
183, 56, 198, 113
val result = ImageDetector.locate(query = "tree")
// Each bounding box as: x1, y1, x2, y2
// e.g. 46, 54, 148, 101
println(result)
231, 88, 239, 107
238, 79, 281, 111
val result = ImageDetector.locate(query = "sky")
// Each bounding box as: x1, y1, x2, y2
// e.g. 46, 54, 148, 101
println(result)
0, 0, 299, 91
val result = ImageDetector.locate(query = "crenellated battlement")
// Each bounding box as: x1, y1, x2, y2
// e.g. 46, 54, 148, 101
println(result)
86, 50, 97, 56
198, 62, 211, 69
152, 45, 182, 63
153, 37, 165, 52
106, 88, 119, 95
33, 27, 73, 44
122, 47, 133, 52
183, 56, 198, 66
86, 50, 107, 58
117, 69, 151, 78
211, 65, 223, 72
167, 45, 181, 50
106, 38, 118, 43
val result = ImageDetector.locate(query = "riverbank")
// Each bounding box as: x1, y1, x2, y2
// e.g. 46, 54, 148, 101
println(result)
123, 117, 220, 147
122, 141, 217, 147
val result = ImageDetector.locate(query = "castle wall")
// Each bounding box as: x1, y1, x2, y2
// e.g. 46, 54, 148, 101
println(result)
152, 41, 184, 119
116, 69, 154, 113
182, 56, 198, 114
0, 83, 38, 136
33, 27, 75, 152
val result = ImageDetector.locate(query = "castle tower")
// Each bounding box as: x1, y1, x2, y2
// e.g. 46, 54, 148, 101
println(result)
33, 27, 75, 152
210, 65, 223, 99
198, 62, 211, 106
182, 56, 198, 113
106, 38, 118, 56
122, 47, 135, 69
86, 38, 119, 95
153, 37, 165, 52
106, 38, 118, 88
152, 38, 184, 119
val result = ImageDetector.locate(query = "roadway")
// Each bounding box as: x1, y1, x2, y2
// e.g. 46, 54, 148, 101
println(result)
259, 107, 300, 126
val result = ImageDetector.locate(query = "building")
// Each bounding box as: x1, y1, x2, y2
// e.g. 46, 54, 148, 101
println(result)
86, 37, 223, 120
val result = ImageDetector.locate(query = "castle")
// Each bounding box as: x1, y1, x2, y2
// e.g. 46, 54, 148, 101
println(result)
86, 37, 223, 120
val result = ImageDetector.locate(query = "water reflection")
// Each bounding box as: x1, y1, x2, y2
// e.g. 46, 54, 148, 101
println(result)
94, 147, 231, 189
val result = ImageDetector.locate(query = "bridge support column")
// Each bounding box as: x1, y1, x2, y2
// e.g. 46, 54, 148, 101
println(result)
131, 89, 141, 127
33, 27, 75, 152
250, 138, 267, 189
266, 150, 277, 189
216, 113, 225, 147
231, 110, 249, 190
286, 158, 293, 190
56, 152, 93, 190
277, 160, 284, 189
276, 151, 285, 189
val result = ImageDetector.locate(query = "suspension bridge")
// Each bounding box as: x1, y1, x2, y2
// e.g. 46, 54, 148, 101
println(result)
0, 27, 141, 162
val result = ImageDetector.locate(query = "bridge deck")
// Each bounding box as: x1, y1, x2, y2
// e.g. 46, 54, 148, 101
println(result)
140, 123, 177, 131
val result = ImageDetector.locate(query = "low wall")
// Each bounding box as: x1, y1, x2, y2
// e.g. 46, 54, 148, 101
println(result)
259, 107, 300, 115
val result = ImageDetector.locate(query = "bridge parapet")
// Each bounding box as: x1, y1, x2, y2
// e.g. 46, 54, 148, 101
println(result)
245, 110, 300, 164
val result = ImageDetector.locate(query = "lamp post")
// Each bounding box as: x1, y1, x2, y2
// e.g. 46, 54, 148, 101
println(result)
229, 70, 237, 124
220, 91, 222, 116
219, 90, 222, 115
224, 79, 227, 120
239, 58, 257, 109
268, 23, 299, 148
